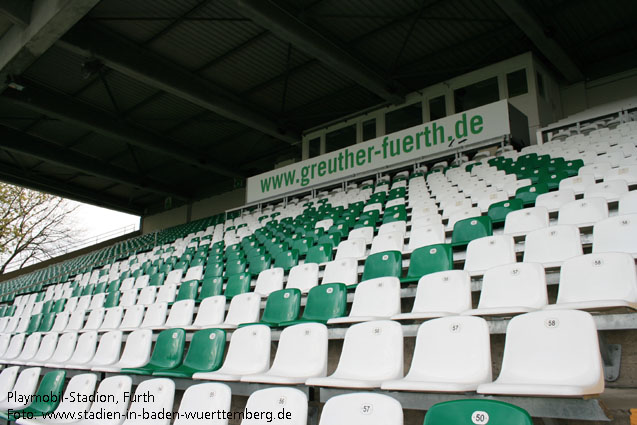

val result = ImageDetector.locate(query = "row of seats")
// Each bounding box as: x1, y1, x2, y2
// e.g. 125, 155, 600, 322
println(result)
0, 310, 605, 397
0, 366, 535, 424
2, 249, 635, 340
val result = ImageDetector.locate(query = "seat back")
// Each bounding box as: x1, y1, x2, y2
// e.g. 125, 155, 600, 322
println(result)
137, 286, 157, 305
451, 216, 493, 246
3, 333, 26, 360
147, 328, 186, 369
557, 253, 637, 305
370, 232, 404, 255
286, 263, 319, 293
593, 214, 637, 255
119, 305, 145, 329
242, 387, 307, 425
478, 262, 548, 310
260, 288, 301, 324
361, 250, 402, 281
183, 328, 226, 372
0, 366, 19, 402
192, 296, 225, 327
496, 310, 604, 390
423, 399, 533, 425
302, 283, 347, 322
349, 277, 401, 318
90, 330, 123, 367
173, 383, 232, 425
268, 323, 328, 378
68, 331, 98, 365
84, 375, 132, 421
123, 378, 175, 425
118, 329, 153, 367
46, 373, 97, 418
83, 308, 105, 330
322, 258, 358, 286
333, 320, 403, 381
140, 302, 168, 328
156, 284, 177, 303
32, 332, 58, 363
165, 300, 195, 327
224, 293, 261, 326
407, 224, 445, 252
254, 268, 284, 297
407, 316, 491, 383
16, 333, 42, 361
19, 370, 66, 417
523, 225, 583, 264
100, 307, 124, 329
217, 324, 271, 375
9, 367, 42, 409
319, 393, 403, 425
197, 276, 223, 301
557, 197, 608, 226
224, 272, 251, 299
464, 235, 516, 273
336, 238, 367, 260
305, 243, 333, 264
175, 280, 199, 302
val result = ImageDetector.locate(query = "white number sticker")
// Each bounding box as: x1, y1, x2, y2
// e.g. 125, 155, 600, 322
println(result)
471, 411, 489, 424
361, 403, 373, 415
545, 318, 559, 328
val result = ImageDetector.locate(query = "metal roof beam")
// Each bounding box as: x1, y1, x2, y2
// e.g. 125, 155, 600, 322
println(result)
1, 82, 245, 179
57, 23, 300, 146
0, 160, 144, 215
0, 125, 189, 201
0, 0, 99, 92
231, 0, 405, 104
493, 0, 584, 83
0, 0, 32, 26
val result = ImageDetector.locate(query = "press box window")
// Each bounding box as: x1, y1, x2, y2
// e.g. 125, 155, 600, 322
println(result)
507, 69, 528, 97
308, 137, 320, 158
428, 95, 446, 120
325, 124, 356, 153
385, 103, 423, 134
454, 77, 499, 113
362, 119, 376, 141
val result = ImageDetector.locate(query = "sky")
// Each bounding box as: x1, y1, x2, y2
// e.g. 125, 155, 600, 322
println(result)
69, 201, 140, 243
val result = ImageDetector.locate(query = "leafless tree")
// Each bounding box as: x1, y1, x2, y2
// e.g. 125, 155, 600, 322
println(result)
0, 183, 79, 274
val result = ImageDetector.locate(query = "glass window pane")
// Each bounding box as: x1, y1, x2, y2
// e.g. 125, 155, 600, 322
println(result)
507, 69, 528, 97
325, 125, 356, 153
308, 137, 320, 158
362, 119, 376, 141
385, 103, 423, 134
454, 77, 499, 113
428, 95, 446, 121
537, 72, 545, 99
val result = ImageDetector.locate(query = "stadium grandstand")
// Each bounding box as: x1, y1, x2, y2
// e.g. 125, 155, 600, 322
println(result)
0, 0, 637, 424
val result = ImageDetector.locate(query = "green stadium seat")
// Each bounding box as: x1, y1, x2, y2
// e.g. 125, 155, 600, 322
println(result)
25, 314, 43, 335
103, 291, 120, 308
487, 199, 523, 224
515, 183, 549, 206
94, 282, 107, 294
423, 399, 533, 425
152, 328, 226, 378
0, 370, 66, 421
173, 280, 199, 303
241, 288, 301, 327
360, 250, 402, 284
274, 250, 299, 271
292, 237, 313, 256
224, 273, 251, 299
148, 272, 166, 286
305, 243, 333, 264
40, 300, 54, 315
121, 328, 186, 375
248, 254, 271, 276
451, 216, 493, 247
225, 258, 247, 277
401, 244, 454, 284
279, 283, 347, 326
38, 312, 56, 332
197, 277, 223, 302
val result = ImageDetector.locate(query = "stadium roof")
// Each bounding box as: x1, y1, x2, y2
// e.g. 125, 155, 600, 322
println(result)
0, 0, 635, 215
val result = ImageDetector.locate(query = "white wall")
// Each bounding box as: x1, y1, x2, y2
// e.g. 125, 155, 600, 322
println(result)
141, 188, 247, 234
560, 68, 637, 117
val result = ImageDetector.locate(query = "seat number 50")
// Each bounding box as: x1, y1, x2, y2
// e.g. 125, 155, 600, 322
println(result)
471, 411, 489, 424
